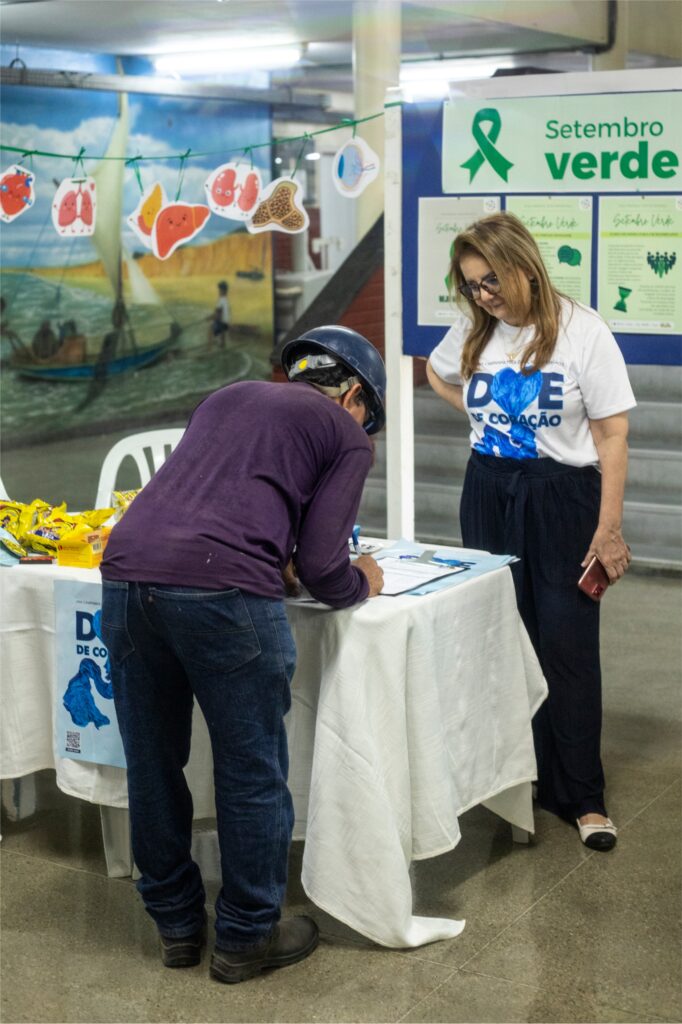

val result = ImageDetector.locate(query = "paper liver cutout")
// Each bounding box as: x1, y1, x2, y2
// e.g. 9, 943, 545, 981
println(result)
152, 202, 210, 260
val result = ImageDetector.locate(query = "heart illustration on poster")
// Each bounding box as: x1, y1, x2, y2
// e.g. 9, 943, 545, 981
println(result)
52, 177, 97, 237
332, 136, 380, 198
127, 181, 168, 249
152, 202, 211, 260
204, 162, 262, 222
0, 164, 36, 223
247, 177, 308, 234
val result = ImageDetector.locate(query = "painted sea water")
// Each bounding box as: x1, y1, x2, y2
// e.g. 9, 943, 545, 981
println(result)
1, 271, 273, 445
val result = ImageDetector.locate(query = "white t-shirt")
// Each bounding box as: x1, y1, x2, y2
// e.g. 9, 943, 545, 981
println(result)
215, 296, 230, 324
429, 299, 636, 467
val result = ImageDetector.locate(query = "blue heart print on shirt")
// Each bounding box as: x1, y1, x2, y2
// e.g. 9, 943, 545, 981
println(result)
490, 367, 543, 418
474, 367, 543, 460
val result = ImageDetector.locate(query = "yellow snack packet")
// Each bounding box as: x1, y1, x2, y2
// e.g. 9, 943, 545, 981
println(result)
0, 502, 23, 539
56, 525, 111, 569
112, 489, 140, 521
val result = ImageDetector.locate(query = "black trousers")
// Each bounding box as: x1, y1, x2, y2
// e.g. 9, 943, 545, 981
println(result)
460, 451, 607, 821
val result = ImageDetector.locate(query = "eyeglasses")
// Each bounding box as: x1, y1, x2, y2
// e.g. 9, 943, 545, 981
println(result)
458, 273, 501, 300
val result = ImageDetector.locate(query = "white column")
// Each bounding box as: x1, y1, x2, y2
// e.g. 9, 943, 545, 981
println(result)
352, 0, 402, 241
384, 95, 415, 542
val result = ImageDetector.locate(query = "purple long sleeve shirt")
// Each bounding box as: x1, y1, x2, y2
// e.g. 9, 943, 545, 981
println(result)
101, 381, 372, 608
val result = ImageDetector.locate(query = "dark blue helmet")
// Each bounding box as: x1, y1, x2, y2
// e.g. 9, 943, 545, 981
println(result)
281, 325, 386, 435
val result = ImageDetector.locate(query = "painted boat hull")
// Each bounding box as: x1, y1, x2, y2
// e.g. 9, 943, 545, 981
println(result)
11, 337, 177, 381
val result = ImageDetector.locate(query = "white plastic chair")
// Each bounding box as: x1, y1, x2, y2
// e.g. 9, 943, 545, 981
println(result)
95, 429, 185, 509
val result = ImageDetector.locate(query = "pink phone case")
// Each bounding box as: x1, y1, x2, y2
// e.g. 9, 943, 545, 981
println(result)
577, 556, 610, 601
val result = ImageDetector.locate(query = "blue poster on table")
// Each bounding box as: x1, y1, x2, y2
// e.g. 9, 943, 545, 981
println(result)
54, 580, 126, 768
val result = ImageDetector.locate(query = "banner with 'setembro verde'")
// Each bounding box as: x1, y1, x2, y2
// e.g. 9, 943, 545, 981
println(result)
443, 92, 681, 194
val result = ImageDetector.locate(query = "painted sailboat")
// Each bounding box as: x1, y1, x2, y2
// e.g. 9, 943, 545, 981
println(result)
10, 92, 182, 381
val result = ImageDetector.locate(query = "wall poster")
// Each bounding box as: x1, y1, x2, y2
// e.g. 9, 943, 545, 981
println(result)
417, 196, 500, 325
505, 195, 593, 306
598, 195, 681, 334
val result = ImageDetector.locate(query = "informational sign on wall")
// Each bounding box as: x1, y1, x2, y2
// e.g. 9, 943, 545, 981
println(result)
506, 195, 593, 305
417, 196, 500, 325
597, 195, 681, 334
443, 93, 681, 194
402, 78, 681, 365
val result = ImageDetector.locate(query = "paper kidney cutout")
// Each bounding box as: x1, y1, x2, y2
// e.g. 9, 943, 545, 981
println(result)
0, 164, 36, 223
332, 136, 380, 198
52, 177, 97, 237
247, 177, 308, 235
152, 202, 210, 260
204, 162, 262, 222
127, 182, 168, 249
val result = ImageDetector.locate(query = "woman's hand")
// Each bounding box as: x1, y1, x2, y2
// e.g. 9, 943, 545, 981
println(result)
587, 412, 632, 583
582, 525, 631, 583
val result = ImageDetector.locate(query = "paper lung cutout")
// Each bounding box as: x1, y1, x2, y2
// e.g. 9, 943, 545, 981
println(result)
152, 202, 210, 260
0, 164, 36, 223
127, 182, 168, 249
204, 162, 262, 222
247, 177, 308, 235
52, 177, 97, 237
332, 137, 380, 198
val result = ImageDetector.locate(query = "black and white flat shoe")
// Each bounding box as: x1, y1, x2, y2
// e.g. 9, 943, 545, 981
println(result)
577, 817, 618, 851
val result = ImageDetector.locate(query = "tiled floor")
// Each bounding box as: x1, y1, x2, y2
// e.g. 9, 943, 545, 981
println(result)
1, 573, 680, 1023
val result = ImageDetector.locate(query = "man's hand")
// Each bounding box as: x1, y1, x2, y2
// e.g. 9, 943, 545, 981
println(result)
281, 560, 300, 597
355, 554, 384, 597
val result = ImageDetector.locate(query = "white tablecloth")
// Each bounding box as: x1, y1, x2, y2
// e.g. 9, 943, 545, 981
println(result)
0, 560, 547, 947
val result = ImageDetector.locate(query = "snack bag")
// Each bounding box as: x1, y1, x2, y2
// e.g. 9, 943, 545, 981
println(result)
0, 524, 26, 562
112, 489, 140, 521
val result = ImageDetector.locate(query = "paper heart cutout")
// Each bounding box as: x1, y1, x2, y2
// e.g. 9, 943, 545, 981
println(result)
0, 166, 35, 221
152, 202, 210, 260
490, 367, 542, 419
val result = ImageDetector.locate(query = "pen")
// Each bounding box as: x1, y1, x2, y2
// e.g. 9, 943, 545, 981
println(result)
351, 524, 361, 556
430, 556, 474, 568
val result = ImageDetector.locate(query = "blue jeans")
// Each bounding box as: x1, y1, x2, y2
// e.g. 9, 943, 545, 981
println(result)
100, 581, 296, 950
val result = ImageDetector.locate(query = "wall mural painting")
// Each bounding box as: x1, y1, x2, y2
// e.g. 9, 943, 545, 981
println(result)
0, 86, 274, 445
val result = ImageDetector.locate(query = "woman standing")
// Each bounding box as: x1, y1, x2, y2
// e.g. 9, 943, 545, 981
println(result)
426, 212, 635, 851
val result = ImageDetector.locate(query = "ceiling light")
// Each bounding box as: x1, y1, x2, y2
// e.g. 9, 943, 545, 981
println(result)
305, 152, 321, 161
154, 45, 302, 75
274, 157, 283, 164
400, 57, 516, 100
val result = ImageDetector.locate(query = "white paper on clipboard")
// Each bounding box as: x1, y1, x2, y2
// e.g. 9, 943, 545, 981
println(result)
378, 557, 468, 596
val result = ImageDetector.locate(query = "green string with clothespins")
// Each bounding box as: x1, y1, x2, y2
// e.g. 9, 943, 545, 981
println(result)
0, 108, 396, 167
290, 133, 311, 179
174, 148, 191, 201
71, 145, 87, 182
125, 155, 145, 194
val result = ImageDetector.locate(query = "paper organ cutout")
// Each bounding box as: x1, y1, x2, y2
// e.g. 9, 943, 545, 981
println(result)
152, 202, 210, 260
127, 181, 168, 249
0, 164, 36, 223
332, 137, 380, 198
204, 162, 262, 222
247, 177, 308, 235
52, 177, 97, 237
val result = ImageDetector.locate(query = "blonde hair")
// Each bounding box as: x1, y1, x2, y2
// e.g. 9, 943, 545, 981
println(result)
450, 212, 565, 379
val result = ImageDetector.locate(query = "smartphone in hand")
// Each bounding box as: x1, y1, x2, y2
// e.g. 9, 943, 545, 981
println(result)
578, 556, 610, 601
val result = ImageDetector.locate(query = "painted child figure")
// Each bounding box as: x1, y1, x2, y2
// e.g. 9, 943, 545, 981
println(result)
207, 280, 231, 349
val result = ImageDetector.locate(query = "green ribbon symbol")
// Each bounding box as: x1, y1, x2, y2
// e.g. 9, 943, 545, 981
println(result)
460, 108, 514, 183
